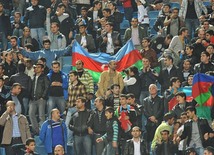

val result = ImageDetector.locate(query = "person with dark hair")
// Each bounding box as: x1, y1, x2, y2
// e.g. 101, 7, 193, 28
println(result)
151, 34, 173, 56
11, 12, 25, 38
204, 146, 214, 155
164, 7, 185, 37
176, 106, 213, 155
168, 27, 189, 63
29, 63, 50, 135
123, 66, 141, 100
37, 57, 50, 75
143, 84, 164, 153
155, 130, 178, 155
98, 22, 122, 55
47, 61, 68, 116
124, 126, 148, 155
96, 106, 119, 155
9, 63, 32, 115
69, 97, 92, 155
124, 18, 147, 50
180, 59, 194, 84
102, 8, 114, 24
24, 0, 46, 47
158, 55, 183, 94
151, 112, 175, 154
7, 36, 20, 63
65, 70, 87, 145
141, 37, 159, 68
51, 3, 74, 45
105, 84, 121, 110
0, 2, 12, 51
180, 45, 198, 68
171, 91, 194, 120
61, 0, 77, 21
40, 108, 67, 155
206, 44, 214, 63
88, 97, 107, 155
20, 38, 72, 69
25, 138, 39, 155
194, 51, 214, 74
163, 77, 181, 113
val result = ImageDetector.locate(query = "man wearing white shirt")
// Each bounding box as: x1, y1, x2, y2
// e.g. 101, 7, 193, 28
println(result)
124, 126, 148, 155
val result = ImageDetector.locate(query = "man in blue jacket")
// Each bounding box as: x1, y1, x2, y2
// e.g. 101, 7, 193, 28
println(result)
47, 61, 68, 117
40, 108, 67, 155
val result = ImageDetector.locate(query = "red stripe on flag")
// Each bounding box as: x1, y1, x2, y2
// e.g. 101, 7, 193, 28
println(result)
192, 81, 213, 98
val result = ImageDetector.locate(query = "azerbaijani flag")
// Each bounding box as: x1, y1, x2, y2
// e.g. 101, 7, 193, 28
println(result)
72, 39, 143, 82
192, 73, 214, 106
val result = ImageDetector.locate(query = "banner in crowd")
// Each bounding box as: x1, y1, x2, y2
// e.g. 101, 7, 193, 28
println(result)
192, 73, 214, 106
72, 40, 143, 82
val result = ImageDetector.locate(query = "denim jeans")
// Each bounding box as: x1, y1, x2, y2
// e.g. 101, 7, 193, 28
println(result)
185, 18, 199, 40
29, 99, 46, 133
195, 147, 204, 155
30, 28, 45, 47
73, 135, 92, 155
102, 142, 118, 155
22, 97, 29, 115
47, 96, 66, 117
0, 32, 8, 51
94, 134, 107, 155
65, 107, 77, 145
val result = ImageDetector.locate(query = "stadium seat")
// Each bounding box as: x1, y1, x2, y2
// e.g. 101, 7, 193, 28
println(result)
59, 56, 72, 74
148, 11, 159, 19
170, 2, 180, 9
133, 12, 138, 18
149, 18, 157, 28
203, 1, 211, 6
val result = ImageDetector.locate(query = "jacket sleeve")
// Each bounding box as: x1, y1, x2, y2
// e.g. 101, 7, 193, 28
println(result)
39, 121, 48, 142
24, 117, 31, 139
46, 12, 51, 37
0, 112, 10, 126
20, 49, 41, 60
124, 140, 130, 155
42, 76, 50, 99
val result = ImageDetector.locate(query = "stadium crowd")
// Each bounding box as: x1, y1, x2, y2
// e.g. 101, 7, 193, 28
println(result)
0, 0, 214, 155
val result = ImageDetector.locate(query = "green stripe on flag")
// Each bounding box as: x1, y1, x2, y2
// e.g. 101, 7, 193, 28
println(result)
195, 91, 212, 105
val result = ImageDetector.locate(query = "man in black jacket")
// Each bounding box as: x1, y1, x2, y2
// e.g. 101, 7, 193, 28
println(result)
177, 106, 213, 155
69, 96, 92, 155
124, 126, 148, 155
29, 63, 50, 135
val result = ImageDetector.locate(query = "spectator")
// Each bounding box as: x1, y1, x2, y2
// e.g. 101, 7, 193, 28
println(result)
20, 38, 72, 69
75, 24, 96, 52
29, 63, 50, 135
194, 51, 214, 74
163, 77, 181, 114
96, 107, 119, 155
123, 66, 141, 100
47, 61, 68, 116
176, 106, 213, 155
153, 3, 171, 36
8, 36, 20, 63
141, 37, 159, 68
180, 45, 198, 68
0, 63, 9, 83
102, 8, 114, 25
107, 1, 124, 32
151, 34, 173, 56
155, 130, 178, 155
3, 51, 17, 78
12, 0, 26, 16
143, 84, 164, 152
139, 57, 158, 103
179, 0, 207, 39
124, 18, 147, 50
171, 91, 194, 120
151, 112, 175, 154
69, 96, 92, 155
51, 3, 74, 45
24, 58, 34, 80
0, 100, 31, 155
96, 60, 124, 97
11, 12, 25, 38
206, 44, 214, 63
54, 145, 65, 155
37, 57, 50, 75
88, 97, 107, 155
158, 55, 182, 94
105, 84, 121, 110
19, 27, 40, 51
122, 0, 133, 22
204, 146, 214, 155
65, 70, 87, 145
75, 60, 94, 109
168, 27, 189, 64
24, 0, 46, 47
180, 59, 194, 83
0, 2, 12, 51
46, 8, 67, 50
24, 138, 39, 155
124, 126, 148, 155
40, 108, 67, 155
9, 63, 32, 115
61, 0, 77, 21
136, 0, 149, 36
